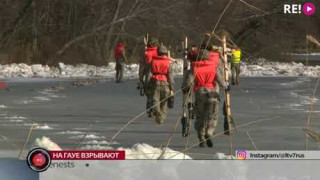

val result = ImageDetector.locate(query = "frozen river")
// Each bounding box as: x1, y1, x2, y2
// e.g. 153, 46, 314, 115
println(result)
0, 77, 319, 159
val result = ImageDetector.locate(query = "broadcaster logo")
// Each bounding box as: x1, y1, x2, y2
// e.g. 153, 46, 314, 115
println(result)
284, 2, 316, 16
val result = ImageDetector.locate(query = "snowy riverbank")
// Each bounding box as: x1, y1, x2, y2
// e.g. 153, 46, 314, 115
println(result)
0, 59, 319, 79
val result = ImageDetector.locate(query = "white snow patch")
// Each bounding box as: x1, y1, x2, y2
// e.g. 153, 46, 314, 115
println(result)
0, 105, 7, 108
16, 87, 65, 105
79, 140, 113, 150
56, 130, 84, 135
277, 90, 320, 111
39, 87, 64, 95
4, 115, 26, 120
35, 124, 53, 130
292, 102, 304, 107
33, 96, 51, 101
280, 81, 305, 87
289, 92, 319, 105
9, 119, 24, 122
119, 144, 192, 159
301, 97, 319, 105
305, 110, 320, 113
3, 115, 26, 123
240, 59, 320, 77
213, 152, 236, 160
33, 137, 192, 159
16, 100, 35, 104
0, 135, 9, 141
69, 134, 106, 139
23, 123, 53, 130
34, 136, 62, 150
82, 140, 110, 145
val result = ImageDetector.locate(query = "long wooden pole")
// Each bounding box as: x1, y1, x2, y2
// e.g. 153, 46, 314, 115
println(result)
222, 33, 234, 158
181, 36, 189, 137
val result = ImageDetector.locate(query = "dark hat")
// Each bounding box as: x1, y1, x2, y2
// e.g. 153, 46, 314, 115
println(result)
200, 43, 207, 49
158, 45, 168, 54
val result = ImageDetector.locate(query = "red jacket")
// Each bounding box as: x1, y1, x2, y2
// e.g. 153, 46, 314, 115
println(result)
114, 43, 125, 59
192, 60, 217, 92
209, 51, 220, 67
145, 46, 158, 64
151, 56, 171, 82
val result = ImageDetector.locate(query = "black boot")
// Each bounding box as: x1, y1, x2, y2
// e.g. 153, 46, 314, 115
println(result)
205, 135, 213, 147
206, 139, 213, 148
199, 141, 206, 148
146, 100, 153, 117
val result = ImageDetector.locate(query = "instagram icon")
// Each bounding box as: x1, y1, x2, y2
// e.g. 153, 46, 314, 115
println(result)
236, 150, 247, 160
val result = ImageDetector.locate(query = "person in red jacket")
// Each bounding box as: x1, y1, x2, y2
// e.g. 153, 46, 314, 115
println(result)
139, 38, 159, 117
114, 43, 128, 83
208, 45, 220, 67
190, 48, 229, 147
150, 45, 174, 124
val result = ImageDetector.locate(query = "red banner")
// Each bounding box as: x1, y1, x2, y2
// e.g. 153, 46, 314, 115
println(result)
49, 150, 125, 160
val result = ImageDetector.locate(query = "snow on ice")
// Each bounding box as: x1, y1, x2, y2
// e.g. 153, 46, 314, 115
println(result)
56, 130, 84, 135
0, 105, 7, 108
34, 137, 62, 151
1, 58, 319, 79
68, 134, 106, 140
34, 124, 53, 130
4, 115, 26, 123
34, 136, 193, 159
16, 86, 65, 105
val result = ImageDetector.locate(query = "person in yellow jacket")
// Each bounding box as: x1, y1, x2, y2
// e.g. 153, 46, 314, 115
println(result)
231, 47, 241, 85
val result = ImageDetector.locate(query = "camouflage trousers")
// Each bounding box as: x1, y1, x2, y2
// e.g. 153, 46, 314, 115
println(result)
144, 82, 153, 115
151, 82, 170, 124
115, 62, 125, 82
194, 88, 220, 142
142, 65, 153, 114
231, 63, 240, 85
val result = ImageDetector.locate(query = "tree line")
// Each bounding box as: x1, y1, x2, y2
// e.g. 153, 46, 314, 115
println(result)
0, 0, 319, 65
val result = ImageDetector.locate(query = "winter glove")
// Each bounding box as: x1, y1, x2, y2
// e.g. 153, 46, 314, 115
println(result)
225, 82, 231, 92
